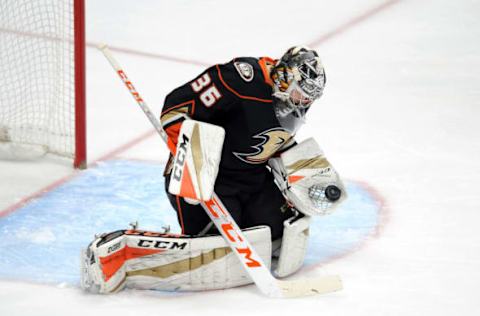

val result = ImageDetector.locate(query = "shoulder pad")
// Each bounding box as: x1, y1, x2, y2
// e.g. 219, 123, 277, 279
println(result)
216, 58, 273, 102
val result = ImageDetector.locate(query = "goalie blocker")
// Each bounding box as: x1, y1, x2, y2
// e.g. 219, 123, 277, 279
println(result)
168, 119, 224, 202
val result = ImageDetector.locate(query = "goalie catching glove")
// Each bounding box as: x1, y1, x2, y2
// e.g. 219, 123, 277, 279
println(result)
269, 138, 346, 216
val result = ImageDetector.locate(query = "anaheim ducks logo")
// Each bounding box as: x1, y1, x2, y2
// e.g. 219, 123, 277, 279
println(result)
234, 128, 292, 164
234, 62, 254, 82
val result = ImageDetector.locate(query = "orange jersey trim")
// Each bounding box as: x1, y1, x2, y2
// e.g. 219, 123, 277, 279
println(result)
258, 57, 276, 87
164, 121, 183, 154
161, 100, 195, 117
161, 100, 195, 154
216, 65, 273, 103
176, 196, 185, 234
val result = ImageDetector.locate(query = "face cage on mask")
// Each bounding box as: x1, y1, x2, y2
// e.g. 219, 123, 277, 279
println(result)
273, 59, 324, 114
289, 85, 314, 108
284, 79, 317, 112
272, 84, 312, 120
297, 58, 325, 100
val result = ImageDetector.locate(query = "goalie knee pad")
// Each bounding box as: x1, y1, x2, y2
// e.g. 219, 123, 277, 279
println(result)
274, 215, 311, 277
81, 226, 271, 293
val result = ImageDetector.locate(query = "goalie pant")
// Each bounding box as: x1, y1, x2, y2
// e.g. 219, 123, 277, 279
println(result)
164, 168, 294, 240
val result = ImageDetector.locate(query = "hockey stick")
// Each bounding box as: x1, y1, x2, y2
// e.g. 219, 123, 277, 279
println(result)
98, 44, 342, 298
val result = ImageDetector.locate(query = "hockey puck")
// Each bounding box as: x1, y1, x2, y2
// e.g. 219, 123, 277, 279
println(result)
324, 185, 341, 202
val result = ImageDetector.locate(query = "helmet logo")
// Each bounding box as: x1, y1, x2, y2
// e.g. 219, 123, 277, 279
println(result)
234, 62, 254, 82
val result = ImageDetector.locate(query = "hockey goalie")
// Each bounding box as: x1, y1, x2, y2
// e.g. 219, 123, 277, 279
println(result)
81, 46, 347, 294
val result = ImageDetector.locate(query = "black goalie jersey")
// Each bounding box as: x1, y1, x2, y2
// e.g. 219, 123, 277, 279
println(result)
160, 57, 295, 194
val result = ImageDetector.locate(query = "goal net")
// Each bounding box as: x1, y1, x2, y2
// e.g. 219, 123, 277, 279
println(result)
0, 0, 86, 168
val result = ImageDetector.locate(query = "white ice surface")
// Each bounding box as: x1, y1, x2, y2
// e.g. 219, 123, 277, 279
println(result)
1, 0, 480, 315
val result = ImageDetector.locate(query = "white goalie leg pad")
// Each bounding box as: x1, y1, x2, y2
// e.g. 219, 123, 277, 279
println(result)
81, 226, 271, 293
269, 137, 347, 216
168, 119, 225, 202
81, 230, 129, 294
274, 215, 312, 277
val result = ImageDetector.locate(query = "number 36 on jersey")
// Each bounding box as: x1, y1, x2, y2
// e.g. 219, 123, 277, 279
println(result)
191, 73, 222, 107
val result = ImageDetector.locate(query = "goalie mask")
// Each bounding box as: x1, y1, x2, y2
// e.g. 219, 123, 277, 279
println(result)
272, 46, 326, 130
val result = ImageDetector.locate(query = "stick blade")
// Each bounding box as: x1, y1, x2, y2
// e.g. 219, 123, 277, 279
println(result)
277, 275, 343, 298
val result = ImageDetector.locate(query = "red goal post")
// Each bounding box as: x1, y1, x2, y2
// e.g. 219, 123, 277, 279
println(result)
0, 0, 86, 168
74, 0, 86, 169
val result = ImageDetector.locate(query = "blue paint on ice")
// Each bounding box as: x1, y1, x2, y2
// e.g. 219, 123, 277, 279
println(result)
0, 160, 382, 285
304, 182, 381, 266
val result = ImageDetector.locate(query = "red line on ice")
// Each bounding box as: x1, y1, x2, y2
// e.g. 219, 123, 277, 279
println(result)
93, 129, 158, 163
86, 42, 210, 67
0, 130, 156, 218
0, 174, 79, 218
308, 0, 402, 47
0, 28, 209, 68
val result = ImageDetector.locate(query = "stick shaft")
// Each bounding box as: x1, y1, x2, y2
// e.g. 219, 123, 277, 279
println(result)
99, 44, 167, 142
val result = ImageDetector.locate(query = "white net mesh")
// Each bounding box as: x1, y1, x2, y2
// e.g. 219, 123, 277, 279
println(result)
0, 0, 76, 159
